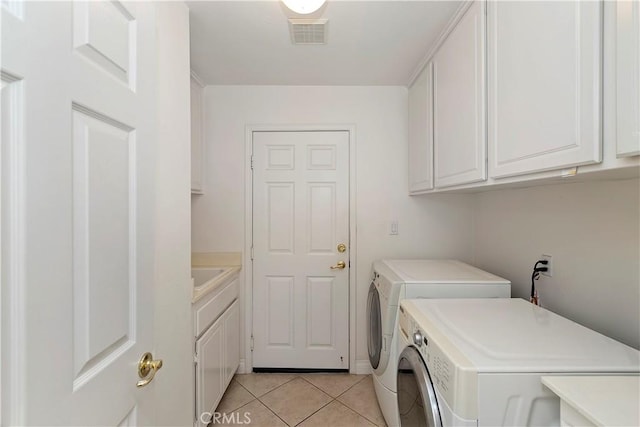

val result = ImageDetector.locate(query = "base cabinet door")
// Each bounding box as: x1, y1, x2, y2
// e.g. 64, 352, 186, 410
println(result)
195, 316, 224, 424
433, 1, 487, 188
224, 300, 240, 385
488, 1, 602, 178
617, 0, 640, 157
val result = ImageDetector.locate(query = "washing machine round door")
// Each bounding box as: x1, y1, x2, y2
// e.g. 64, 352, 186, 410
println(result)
367, 281, 382, 369
397, 347, 442, 427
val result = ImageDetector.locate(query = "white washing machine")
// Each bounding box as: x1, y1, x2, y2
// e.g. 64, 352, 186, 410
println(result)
367, 259, 511, 427
396, 298, 640, 426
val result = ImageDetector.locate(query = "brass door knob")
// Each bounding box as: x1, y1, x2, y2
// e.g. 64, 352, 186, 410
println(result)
137, 352, 163, 387
337, 243, 347, 253
330, 261, 346, 270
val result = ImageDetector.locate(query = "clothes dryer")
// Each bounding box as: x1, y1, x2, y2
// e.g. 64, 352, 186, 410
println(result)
367, 260, 511, 426
396, 298, 640, 426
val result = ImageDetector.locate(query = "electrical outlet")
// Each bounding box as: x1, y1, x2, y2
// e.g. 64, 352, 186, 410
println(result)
540, 254, 553, 277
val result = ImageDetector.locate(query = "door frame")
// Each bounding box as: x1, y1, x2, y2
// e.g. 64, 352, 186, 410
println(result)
243, 124, 357, 374
1, 71, 27, 425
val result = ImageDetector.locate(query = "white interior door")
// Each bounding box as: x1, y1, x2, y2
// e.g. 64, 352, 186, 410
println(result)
2, 2, 159, 425
252, 131, 350, 370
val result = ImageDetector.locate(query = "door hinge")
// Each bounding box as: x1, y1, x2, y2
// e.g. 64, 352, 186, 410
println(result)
250, 155, 254, 170
250, 335, 254, 351
250, 246, 254, 260
194, 353, 199, 365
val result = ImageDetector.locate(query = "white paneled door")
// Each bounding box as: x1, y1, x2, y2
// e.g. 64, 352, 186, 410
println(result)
2, 2, 158, 425
252, 131, 350, 369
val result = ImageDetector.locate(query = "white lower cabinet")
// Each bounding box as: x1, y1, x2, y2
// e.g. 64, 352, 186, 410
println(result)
433, 0, 487, 188
195, 298, 240, 425
487, 1, 602, 178
224, 301, 240, 382
195, 314, 224, 424
616, 0, 640, 157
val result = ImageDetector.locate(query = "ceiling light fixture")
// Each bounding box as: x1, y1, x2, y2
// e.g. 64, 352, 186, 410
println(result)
282, 0, 326, 15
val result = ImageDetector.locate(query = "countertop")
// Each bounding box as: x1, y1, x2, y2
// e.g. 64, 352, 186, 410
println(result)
541, 375, 640, 427
192, 252, 242, 303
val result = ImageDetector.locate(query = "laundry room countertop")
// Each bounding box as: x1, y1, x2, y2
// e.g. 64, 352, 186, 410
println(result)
191, 252, 242, 303
542, 375, 640, 427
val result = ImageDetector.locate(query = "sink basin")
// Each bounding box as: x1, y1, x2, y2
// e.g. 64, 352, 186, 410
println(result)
192, 267, 227, 290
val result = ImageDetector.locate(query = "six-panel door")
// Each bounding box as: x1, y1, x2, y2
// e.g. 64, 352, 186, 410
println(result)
2, 2, 158, 425
252, 131, 350, 369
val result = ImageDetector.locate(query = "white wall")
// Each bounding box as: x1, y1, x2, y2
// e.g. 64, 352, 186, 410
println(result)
473, 178, 640, 349
191, 85, 475, 366
154, 3, 194, 425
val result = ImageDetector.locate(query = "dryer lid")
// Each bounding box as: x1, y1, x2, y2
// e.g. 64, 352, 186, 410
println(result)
403, 298, 640, 373
383, 259, 510, 284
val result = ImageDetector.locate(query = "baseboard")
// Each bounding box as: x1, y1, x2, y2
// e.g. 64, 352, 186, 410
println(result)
239, 358, 369, 375
254, 367, 348, 373
354, 359, 372, 375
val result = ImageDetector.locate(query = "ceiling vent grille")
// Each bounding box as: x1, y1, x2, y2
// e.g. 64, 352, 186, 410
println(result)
288, 19, 328, 45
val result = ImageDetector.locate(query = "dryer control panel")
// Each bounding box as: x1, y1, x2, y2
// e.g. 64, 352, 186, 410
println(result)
399, 304, 456, 405
399, 300, 480, 421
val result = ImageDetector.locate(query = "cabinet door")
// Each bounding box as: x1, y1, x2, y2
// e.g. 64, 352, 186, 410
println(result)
224, 300, 240, 386
488, 1, 602, 178
195, 317, 224, 419
433, 1, 487, 188
408, 62, 434, 194
191, 75, 204, 193
617, 1, 640, 157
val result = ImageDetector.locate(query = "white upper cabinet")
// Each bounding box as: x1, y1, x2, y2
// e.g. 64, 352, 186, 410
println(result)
408, 62, 434, 194
433, 1, 487, 188
616, 1, 640, 157
488, 1, 603, 178
191, 73, 205, 194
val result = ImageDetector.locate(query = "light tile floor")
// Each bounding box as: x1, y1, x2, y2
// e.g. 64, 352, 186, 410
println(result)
214, 373, 387, 427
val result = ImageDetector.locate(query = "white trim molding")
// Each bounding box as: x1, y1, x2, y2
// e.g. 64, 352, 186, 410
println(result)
407, 0, 475, 87
190, 69, 205, 88
354, 359, 373, 375
1, 74, 26, 425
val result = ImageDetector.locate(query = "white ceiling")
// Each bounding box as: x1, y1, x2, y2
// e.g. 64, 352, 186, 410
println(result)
187, 1, 462, 86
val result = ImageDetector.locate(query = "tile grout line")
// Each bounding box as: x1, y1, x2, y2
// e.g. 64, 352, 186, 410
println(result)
279, 374, 374, 425
242, 374, 302, 400
291, 398, 335, 427
231, 374, 381, 426
333, 374, 369, 399
223, 380, 256, 413
335, 377, 385, 426
260, 400, 292, 427
233, 377, 293, 427
301, 374, 370, 400
231, 374, 303, 425
280, 377, 333, 426
254, 376, 315, 426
